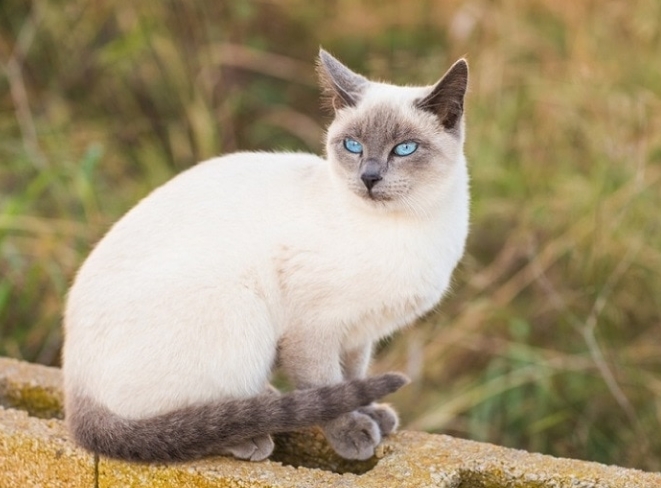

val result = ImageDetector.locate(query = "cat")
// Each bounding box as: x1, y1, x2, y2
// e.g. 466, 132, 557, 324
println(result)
62, 48, 469, 463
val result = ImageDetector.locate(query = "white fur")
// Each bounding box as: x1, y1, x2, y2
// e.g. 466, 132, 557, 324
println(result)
63, 83, 470, 420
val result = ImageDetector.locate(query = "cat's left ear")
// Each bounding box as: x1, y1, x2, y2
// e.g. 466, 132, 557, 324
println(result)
417, 59, 469, 132
317, 48, 369, 111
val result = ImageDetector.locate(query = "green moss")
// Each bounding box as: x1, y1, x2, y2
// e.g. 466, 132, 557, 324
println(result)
1, 382, 63, 419
0, 408, 95, 488
458, 472, 543, 488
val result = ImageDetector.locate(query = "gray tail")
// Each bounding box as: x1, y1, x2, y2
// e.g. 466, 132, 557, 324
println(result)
67, 372, 408, 462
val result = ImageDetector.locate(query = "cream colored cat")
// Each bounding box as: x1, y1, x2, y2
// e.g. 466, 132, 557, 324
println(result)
63, 49, 469, 463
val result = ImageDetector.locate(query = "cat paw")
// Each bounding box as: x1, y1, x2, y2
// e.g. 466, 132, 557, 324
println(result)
323, 411, 381, 460
222, 435, 274, 461
357, 403, 399, 436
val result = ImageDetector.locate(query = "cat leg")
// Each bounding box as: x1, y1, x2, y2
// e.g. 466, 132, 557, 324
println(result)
204, 293, 278, 463
342, 343, 400, 437
341, 342, 373, 380
219, 384, 278, 461
279, 335, 382, 460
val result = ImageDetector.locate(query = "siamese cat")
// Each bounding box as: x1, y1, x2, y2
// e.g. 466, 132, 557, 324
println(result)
63, 49, 469, 463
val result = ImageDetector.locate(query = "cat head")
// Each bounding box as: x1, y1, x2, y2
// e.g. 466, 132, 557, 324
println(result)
318, 49, 468, 214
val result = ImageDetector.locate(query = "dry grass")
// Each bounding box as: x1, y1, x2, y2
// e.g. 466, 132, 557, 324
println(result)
1, 0, 660, 470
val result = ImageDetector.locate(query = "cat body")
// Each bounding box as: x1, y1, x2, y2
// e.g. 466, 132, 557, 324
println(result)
63, 50, 469, 462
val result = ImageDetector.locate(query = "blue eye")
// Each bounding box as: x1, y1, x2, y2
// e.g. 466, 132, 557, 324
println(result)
393, 141, 418, 156
343, 138, 363, 154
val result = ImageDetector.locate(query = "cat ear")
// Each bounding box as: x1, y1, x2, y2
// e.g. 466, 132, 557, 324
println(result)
317, 48, 369, 111
417, 59, 468, 131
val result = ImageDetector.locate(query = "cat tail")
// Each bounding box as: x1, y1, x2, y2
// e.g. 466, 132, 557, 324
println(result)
66, 372, 408, 462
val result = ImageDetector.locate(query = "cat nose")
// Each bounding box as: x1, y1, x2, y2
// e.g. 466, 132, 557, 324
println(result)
361, 170, 382, 190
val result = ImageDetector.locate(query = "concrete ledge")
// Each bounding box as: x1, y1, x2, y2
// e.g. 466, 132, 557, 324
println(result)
0, 356, 63, 419
0, 407, 94, 488
1, 357, 660, 487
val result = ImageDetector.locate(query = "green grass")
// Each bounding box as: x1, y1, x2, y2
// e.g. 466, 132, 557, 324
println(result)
1, 0, 660, 472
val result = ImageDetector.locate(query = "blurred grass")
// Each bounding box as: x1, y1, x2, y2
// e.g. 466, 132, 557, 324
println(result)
1, 0, 660, 472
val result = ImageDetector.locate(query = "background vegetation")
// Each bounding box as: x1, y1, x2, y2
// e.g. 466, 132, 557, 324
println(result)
1, 0, 660, 472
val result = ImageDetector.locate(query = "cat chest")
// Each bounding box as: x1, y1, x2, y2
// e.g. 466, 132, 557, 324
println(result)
273, 234, 455, 341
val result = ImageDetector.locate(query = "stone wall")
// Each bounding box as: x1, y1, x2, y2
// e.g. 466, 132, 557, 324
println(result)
1, 357, 659, 487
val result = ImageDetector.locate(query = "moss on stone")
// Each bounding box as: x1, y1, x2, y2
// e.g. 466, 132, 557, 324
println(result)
1, 382, 64, 419
0, 357, 64, 419
0, 407, 95, 488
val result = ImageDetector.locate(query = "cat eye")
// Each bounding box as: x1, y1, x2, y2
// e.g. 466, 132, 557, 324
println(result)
393, 141, 418, 157
343, 138, 363, 154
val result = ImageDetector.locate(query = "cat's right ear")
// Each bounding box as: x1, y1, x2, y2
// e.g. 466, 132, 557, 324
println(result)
317, 48, 368, 111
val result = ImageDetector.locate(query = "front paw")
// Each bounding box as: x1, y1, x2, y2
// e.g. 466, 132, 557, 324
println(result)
357, 403, 399, 436
322, 411, 381, 460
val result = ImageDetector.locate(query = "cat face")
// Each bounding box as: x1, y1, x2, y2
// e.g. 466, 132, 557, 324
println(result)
318, 50, 468, 213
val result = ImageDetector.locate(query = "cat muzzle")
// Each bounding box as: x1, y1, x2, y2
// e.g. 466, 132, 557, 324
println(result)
360, 159, 384, 191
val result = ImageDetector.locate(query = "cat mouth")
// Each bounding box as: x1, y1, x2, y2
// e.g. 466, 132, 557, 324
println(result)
349, 182, 394, 202
365, 188, 392, 202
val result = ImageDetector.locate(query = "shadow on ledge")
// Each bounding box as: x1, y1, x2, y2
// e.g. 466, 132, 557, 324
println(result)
272, 428, 380, 475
